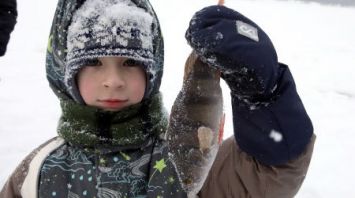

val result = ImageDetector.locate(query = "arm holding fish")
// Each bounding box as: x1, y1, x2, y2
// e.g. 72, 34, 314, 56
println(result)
185, 5, 314, 166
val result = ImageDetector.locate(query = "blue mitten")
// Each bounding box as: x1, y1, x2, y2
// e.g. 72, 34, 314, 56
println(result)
186, 5, 314, 166
186, 5, 279, 103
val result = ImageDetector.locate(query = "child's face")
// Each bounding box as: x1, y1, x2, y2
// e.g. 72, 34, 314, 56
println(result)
77, 57, 146, 111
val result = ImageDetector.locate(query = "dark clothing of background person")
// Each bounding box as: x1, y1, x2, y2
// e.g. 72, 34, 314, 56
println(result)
0, 0, 17, 56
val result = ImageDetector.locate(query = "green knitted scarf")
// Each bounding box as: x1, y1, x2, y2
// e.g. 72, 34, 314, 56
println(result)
58, 93, 168, 150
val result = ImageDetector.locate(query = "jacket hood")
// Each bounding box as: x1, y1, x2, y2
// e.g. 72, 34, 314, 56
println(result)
46, 0, 164, 103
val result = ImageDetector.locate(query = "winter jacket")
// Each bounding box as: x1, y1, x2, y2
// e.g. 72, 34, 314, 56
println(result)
0, 0, 17, 56
199, 135, 315, 198
0, 135, 315, 198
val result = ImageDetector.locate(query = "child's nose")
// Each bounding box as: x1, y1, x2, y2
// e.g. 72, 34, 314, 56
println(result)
102, 67, 125, 89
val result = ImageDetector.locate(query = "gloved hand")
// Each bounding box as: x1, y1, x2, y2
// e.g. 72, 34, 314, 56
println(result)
186, 5, 280, 103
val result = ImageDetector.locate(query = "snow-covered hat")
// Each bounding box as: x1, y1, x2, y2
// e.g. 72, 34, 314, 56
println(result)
55, 0, 164, 103
67, 0, 155, 63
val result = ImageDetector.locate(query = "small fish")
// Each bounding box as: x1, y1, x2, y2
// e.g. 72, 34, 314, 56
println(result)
167, 51, 224, 197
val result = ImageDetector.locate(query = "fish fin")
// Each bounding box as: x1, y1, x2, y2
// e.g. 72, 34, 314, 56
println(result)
198, 126, 214, 152
218, 113, 226, 144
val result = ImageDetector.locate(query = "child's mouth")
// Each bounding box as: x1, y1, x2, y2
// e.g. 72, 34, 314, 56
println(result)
99, 99, 128, 109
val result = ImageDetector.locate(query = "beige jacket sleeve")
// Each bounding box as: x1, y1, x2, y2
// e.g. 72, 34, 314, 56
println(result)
0, 138, 59, 198
199, 135, 316, 198
0, 150, 38, 198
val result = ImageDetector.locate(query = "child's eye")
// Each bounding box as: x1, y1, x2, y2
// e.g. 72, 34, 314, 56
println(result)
123, 59, 143, 67
85, 58, 102, 67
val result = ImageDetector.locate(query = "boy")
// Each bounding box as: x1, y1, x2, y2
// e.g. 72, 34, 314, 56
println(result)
0, 0, 315, 198
2, 0, 188, 197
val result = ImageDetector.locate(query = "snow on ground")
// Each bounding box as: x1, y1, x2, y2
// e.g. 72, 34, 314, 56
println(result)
0, 0, 354, 197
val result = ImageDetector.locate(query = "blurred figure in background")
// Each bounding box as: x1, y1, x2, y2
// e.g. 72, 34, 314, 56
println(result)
0, 0, 17, 56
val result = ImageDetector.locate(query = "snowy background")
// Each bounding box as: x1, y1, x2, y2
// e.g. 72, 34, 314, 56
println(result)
1, 0, 354, 197
281, 0, 355, 6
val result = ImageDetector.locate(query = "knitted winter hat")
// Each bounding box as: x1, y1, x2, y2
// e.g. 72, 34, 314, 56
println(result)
46, 0, 164, 103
